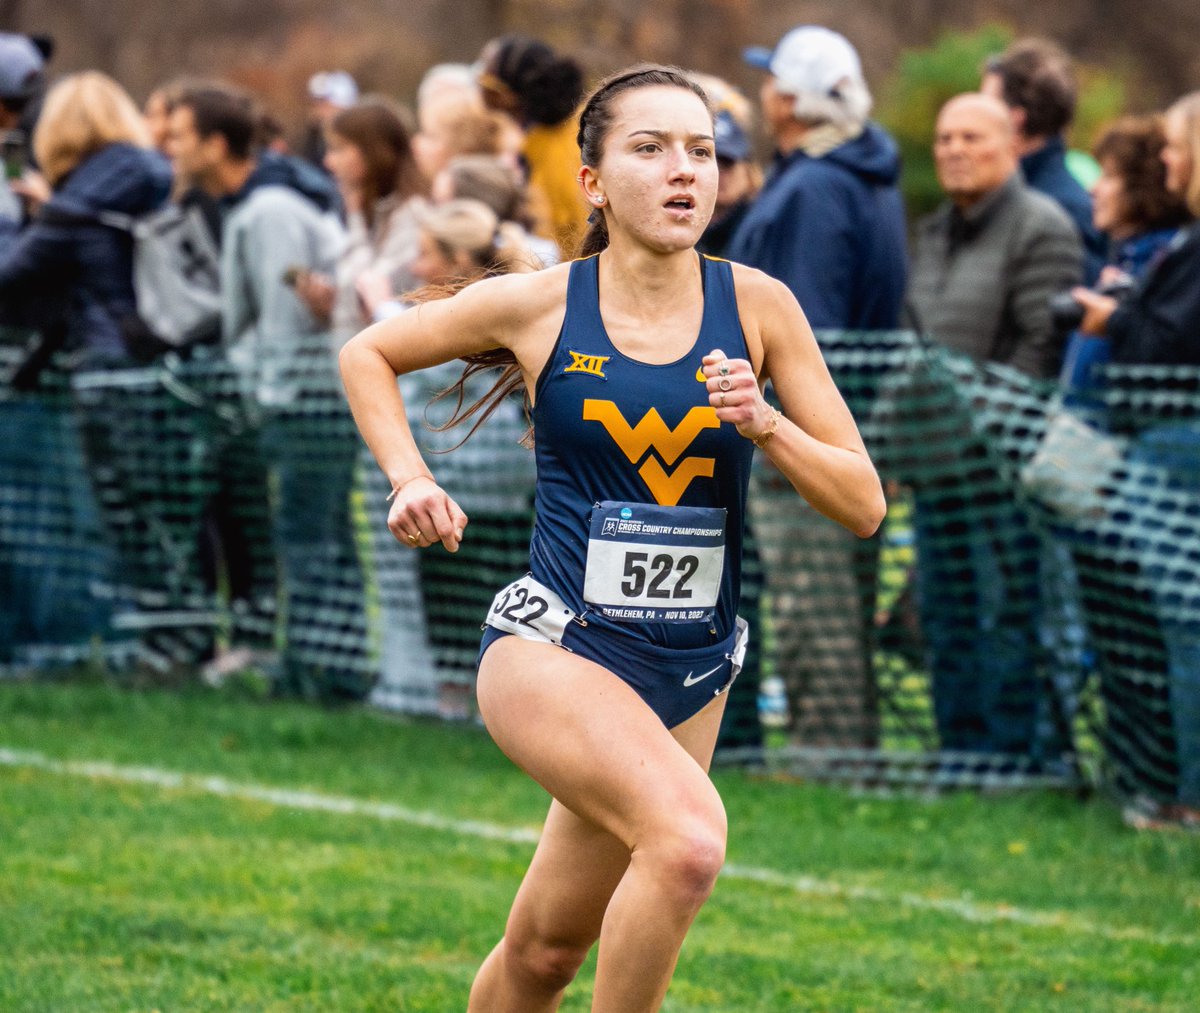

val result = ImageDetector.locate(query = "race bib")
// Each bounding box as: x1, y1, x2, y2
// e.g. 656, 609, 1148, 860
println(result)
583, 501, 726, 623
485, 573, 575, 645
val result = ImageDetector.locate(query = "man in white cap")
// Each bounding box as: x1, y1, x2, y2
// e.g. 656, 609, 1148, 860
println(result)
729, 26, 908, 750
729, 25, 906, 328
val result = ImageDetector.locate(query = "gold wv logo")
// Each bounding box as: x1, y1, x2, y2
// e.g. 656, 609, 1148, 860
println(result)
583, 399, 719, 506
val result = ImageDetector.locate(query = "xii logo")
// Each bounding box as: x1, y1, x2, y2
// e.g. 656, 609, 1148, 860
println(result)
583, 399, 719, 506
563, 351, 611, 379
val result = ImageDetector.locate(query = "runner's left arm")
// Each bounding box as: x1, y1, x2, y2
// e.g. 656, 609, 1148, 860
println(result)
710, 268, 885, 538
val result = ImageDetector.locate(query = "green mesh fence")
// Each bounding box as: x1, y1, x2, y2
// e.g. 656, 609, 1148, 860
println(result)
2, 327, 1197, 799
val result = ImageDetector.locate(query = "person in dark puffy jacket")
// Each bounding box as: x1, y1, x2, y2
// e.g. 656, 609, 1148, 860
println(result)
0, 72, 217, 673
730, 27, 906, 749
0, 73, 171, 364
1073, 91, 1200, 367
729, 26, 907, 329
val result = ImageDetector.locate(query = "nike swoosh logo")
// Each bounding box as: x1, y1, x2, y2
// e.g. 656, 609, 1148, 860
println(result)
682, 664, 724, 687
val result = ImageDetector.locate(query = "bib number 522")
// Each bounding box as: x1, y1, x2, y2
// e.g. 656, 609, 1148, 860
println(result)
620, 551, 699, 600
491, 585, 549, 626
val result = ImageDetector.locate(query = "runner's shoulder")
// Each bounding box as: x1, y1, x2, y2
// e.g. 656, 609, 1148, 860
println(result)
452, 260, 572, 331
723, 261, 806, 369
725, 260, 797, 316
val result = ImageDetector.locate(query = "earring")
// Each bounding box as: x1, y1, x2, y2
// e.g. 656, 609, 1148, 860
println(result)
594, 196, 606, 206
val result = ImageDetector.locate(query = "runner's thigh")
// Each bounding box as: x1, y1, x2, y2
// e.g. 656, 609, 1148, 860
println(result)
476, 637, 726, 849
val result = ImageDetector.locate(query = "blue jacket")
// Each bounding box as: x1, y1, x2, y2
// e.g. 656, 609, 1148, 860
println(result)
0, 143, 172, 364
1021, 137, 1105, 284
221, 150, 340, 217
726, 122, 907, 329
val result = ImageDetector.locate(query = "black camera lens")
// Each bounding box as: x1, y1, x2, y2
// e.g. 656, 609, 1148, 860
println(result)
1049, 290, 1085, 332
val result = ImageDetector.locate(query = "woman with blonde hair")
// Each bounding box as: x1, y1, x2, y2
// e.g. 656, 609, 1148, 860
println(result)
412, 89, 517, 186
411, 197, 537, 285
432, 154, 560, 268
0, 70, 170, 365
358, 197, 538, 321
0, 72, 217, 671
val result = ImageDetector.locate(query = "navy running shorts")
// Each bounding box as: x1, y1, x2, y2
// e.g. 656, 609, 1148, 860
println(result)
478, 615, 748, 729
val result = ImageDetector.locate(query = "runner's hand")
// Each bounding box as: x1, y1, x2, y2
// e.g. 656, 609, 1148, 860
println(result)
388, 476, 469, 552
701, 348, 774, 440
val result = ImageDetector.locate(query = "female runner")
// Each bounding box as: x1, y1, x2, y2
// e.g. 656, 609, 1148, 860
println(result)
339, 64, 885, 1013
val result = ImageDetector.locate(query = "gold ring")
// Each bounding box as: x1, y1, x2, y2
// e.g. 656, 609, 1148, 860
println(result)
407, 532, 420, 546
718, 361, 731, 376
718, 377, 732, 392
719, 393, 727, 407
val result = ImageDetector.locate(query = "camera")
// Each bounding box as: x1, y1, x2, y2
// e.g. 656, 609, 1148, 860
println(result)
1049, 274, 1135, 333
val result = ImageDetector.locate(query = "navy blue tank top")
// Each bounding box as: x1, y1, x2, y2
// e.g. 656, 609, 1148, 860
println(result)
528, 253, 754, 649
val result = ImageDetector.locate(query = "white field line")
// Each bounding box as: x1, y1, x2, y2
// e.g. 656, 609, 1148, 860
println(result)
1, 746, 1195, 949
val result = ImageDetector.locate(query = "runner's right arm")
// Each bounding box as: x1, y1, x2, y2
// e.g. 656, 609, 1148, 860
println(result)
338, 266, 566, 550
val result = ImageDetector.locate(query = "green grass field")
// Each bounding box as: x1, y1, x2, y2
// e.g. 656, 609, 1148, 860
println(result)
1, 679, 1197, 1012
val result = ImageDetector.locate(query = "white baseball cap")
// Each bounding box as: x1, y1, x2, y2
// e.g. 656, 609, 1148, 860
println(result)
744, 26, 864, 99
307, 70, 359, 108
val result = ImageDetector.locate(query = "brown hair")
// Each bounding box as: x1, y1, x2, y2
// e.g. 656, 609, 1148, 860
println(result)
175, 82, 259, 161
576, 64, 712, 257
984, 38, 1076, 138
434, 65, 711, 447
1093, 116, 1189, 234
331, 98, 428, 229
34, 71, 150, 187
1165, 91, 1200, 218
147, 76, 205, 116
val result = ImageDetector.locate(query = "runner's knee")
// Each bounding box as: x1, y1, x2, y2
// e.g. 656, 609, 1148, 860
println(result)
642, 817, 727, 906
504, 934, 591, 993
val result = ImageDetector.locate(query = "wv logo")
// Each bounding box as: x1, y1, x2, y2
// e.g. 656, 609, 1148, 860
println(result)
583, 399, 719, 506
563, 351, 610, 379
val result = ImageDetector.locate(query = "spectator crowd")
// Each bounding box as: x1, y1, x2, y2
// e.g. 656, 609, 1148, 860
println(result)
0, 27, 1197, 826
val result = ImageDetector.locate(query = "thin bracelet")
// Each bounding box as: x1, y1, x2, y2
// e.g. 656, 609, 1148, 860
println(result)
385, 474, 432, 502
752, 408, 782, 449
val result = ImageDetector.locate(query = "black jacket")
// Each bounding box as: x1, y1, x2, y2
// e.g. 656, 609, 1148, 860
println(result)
1108, 220, 1200, 366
